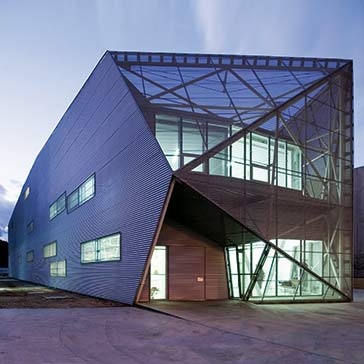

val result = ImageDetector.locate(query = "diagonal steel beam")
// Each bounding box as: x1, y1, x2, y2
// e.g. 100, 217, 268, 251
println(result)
147, 68, 226, 101
176, 63, 349, 175
228, 69, 274, 108
123, 68, 217, 116
175, 177, 350, 301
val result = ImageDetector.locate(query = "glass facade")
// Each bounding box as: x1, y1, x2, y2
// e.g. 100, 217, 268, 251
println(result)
155, 114, 302, 191
116, 52, 353, 303
225, 238, 329, 301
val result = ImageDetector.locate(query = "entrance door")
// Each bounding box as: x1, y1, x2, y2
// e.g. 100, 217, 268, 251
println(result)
168, 246, 205, 301
150, 246, 167, 300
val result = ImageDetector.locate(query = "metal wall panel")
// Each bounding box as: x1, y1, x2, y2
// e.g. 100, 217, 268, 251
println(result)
354, 166, 364, 277
8, 52, 172, 304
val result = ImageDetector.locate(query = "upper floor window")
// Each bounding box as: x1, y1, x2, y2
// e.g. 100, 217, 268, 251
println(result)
81, 233, 121, 264
49, 193, 66, 220
155, 114, 303, 191
26, 220, 34, 234
43, 241, 57, 258
26, 250, 34, 262
24, 186, 30, 200
67, 174, 95, 212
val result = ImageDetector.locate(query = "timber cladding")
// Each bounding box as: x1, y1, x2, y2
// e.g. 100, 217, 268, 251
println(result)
139, 220, 228, 302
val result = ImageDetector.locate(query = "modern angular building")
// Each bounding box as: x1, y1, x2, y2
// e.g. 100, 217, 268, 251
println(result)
8, 51, 353, 304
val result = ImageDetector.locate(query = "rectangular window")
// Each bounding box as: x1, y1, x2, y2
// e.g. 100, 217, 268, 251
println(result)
26, 250, 34, 262
50, 260, 66, 277
43, 241, 57, 258
156, 115, 180, 170
24, 186, 30, 200
26, 220, 34, 234
81, 233, 121, 263
67, 174, 95, 212
49, 193, 66, 220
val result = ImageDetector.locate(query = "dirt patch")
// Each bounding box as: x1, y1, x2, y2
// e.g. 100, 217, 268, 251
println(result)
0, 278, 124, 308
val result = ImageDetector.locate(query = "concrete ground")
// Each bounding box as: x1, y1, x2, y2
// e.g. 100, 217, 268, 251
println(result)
0, 278, 363, 364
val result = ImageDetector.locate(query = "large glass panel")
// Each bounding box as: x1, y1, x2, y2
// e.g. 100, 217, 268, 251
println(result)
226, 237, 330, 302
182, 119, 205, 155
227, 246, 240, 298
209, 148, 229, 176
156, 115, 180, 170
288, 144, 302, 189
208, 124, 229, 149
150, 246, 167, 300
251, 134, 269, 182
231, 137, 245, 179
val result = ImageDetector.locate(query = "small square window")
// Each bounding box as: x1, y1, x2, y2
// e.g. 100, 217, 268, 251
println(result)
26, 250, 34, 262
44, 241, 57, 258
50, 260, 66, 277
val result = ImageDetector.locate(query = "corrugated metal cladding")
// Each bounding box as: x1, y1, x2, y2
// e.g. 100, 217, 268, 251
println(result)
8, 52, 173, 304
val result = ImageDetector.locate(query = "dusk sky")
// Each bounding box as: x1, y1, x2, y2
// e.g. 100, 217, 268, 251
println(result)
0, 0, 363, 239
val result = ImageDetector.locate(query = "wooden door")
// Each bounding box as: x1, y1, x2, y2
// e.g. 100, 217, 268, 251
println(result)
168, 246, 205, 301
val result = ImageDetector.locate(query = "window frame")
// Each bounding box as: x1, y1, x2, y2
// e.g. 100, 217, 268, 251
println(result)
26, 220, 34, 234
49, 192, 66, 220
50, 259, 67, 277
67, 174, 96, 213
43, 241, 57, 258
80, 232, 121, 264
26, 250, 34, 263
24, 186, 30, 200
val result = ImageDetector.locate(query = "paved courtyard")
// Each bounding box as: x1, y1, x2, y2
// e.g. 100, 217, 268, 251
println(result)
0, 279, 363, 363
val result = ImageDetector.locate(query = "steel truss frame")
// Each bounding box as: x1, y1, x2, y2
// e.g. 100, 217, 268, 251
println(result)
111, 51, 353, 302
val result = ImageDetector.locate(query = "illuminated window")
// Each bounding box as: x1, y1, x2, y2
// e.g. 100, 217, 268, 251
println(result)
49, 193, 66, 220
67, 174, 95, 212
50, 260, 66, 277
24, 186, 30, 200
43, 241, 57, 258
26, 250, 34, 262
81, 233, 120, 263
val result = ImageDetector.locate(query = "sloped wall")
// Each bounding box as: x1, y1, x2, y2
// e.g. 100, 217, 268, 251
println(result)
8, 52, 172, 304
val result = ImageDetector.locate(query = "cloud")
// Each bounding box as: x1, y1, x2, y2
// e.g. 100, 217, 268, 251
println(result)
0, 225, 8, 241
0, 182, 19, 240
